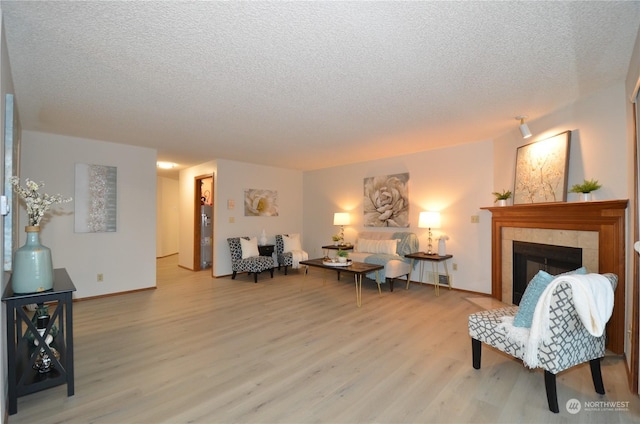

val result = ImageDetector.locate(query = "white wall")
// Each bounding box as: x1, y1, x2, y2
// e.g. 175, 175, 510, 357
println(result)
156, 176, 179, 257
303, 141, 494, 294
178, 159, 304, 276
20, 131, 157, 299
493, 82, 629, 202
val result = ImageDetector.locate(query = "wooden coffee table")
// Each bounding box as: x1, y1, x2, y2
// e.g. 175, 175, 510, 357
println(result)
299, 258, 384, 307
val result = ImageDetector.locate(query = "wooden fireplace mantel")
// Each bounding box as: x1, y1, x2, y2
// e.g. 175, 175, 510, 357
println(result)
481, 199, 628, 354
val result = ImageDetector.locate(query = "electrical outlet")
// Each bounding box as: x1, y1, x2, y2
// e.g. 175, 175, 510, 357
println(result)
97, 273, 103, 282
452, 263, 458, 271
470, 215, 480, 223
229, 216, 235, 223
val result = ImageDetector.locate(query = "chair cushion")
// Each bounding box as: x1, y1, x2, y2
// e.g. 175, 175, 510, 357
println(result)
513, 266, 587, 328
236, 255, 274, 273
282, 233, 302, 252
240, 237, 259, 259
279, 251, 294, 265
468, 306, 523, 357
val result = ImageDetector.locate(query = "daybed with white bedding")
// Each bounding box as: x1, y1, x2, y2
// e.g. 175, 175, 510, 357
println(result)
347, 231, 419, 291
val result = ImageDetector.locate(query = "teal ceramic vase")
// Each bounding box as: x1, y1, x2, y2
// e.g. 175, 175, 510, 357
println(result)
12, 226, 54, 294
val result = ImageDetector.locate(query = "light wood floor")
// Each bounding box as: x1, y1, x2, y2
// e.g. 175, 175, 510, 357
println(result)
8, 255, 640, 423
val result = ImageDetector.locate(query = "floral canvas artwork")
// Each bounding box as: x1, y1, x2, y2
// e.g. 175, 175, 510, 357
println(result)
75, 163, 117, 232
363, 173, 409, 227
244, 189, 279, 216
514, 131, 571, 204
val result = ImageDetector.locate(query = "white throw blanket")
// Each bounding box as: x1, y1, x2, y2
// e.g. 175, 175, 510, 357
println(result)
290, 250, 308, 269
499, 273, 614, 368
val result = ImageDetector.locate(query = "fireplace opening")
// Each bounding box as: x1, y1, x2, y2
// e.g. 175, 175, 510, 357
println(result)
512, 241, 582, 305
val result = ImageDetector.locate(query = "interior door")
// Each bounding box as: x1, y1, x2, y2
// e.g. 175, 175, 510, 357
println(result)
193, 174, 214, 272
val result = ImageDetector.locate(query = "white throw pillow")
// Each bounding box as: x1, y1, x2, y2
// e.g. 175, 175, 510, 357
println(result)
240, 237, 259, 259
357, 238, 398, 255
283, 233, 302, 252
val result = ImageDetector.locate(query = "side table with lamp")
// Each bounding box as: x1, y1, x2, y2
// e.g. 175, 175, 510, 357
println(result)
410, 211, 452, 295
418, 211, 441, 254
405, 252, 453, 296
332, 212, 351, 245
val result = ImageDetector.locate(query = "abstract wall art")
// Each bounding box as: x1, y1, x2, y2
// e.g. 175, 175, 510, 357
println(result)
74, 163, 117, 232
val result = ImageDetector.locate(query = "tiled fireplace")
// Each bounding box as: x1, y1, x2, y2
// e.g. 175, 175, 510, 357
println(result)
502, 228, 598, 304
482, 200, 627, 354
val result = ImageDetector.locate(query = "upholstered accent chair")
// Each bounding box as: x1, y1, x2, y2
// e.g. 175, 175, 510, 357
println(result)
468, 273, 617, 413
275, 234, 308, 275
227, 237, 274, 283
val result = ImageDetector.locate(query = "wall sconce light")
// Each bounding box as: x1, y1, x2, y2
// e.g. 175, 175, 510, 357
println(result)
418, 211, 441, 254
333, 212, 350, 244
516, 115, 532, 139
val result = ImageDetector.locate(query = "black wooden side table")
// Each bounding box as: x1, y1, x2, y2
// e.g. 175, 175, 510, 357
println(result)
258, 244, 275, 257
2, 268, 76, 415
321, 244, 354, 256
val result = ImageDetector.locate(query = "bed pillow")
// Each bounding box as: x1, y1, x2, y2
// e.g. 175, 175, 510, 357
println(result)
283, 233, 302, 252
240, 237, 259, 259
513, 266, 588, 328
357, 238, 399, 256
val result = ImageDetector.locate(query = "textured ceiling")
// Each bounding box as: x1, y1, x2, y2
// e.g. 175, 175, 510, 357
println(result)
2, 1, 640, 177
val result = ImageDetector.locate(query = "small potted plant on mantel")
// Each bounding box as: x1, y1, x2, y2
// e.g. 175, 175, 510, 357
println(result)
492, 189, 512, 206
336, 249, 349, 263
332, 234, 342, 246
569, 178, 601, 202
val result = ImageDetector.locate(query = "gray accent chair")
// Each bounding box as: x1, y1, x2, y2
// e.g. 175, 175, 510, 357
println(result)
468, 273, 617, 413
275, 234, 308, 275
274, 234, 293, 274
227, 237, 274, 283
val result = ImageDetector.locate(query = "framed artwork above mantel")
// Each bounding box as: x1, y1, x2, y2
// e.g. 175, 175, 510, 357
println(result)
513, 131, 571, 204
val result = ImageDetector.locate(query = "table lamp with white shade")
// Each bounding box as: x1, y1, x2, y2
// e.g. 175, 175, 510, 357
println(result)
418, 211, 441, 254
333, 212, 350, 244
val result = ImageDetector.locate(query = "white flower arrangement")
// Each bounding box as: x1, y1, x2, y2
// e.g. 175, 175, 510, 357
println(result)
10, 177, 73, 226
437, 234, 450, 241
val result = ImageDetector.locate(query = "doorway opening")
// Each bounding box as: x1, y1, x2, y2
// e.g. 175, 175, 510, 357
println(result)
194, 174, 214, 272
